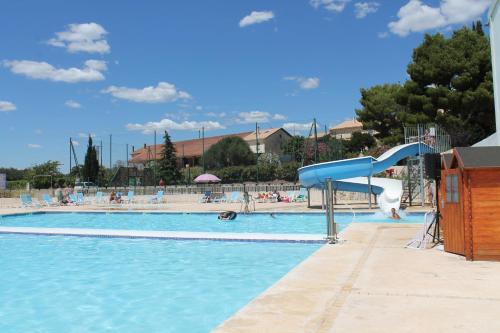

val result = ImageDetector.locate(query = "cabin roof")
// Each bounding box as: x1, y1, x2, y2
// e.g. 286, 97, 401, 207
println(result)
442, 153, 453, 169
454, 147, 500, 169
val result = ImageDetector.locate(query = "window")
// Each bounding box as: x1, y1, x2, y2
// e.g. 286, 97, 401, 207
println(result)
445, 174, 459, 203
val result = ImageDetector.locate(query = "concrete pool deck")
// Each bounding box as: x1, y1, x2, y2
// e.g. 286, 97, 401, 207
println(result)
214, 223, 500, 333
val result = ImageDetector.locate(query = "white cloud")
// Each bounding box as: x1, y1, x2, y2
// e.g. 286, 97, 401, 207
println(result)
27, 144, 42, 149
65, 100, 82, 109
388, 0, 489, 37
0, 100, 16, 112
354, 2, 380, 18
195, 106, 203, 111
102, 82, 191, 103
47, 22, 110, 54
310, 0, 351, 12
237, 111, 271, 123
283, 122, 313, 133
72, 140, 80, 146
239, 11, 274, 27
284, 76, 320, 90
78, 133, 95, 138
273, 114, 287, 120
377, 31, 389, 38
3, 59, 107, 83
126, 118, 225, 134
34, 129, 43, 135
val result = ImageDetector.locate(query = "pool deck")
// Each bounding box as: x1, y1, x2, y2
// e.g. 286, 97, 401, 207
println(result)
214, 223, 500, 333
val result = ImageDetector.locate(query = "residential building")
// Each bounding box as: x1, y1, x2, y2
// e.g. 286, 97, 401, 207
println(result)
244, 128, 292, 156
329, 119, 376, 140
129, 131, 252, 167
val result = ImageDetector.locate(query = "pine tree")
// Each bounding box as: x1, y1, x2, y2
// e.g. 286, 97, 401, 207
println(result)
158, 131, 181, 184
83, 136, 100, 182
474, 20, 484, 36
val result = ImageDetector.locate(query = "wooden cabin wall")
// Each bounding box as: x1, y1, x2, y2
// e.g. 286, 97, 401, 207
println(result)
468, 169, 500, 261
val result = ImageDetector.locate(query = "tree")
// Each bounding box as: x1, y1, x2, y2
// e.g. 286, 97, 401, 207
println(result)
158, 131, 181, 184
346, 132, 376, 153
397, 25, 494, 145
282, 136, 305, 162
204, 137, 255, 169
355, 84, 405, 145
82, 136, 100, 183
26, 160, 62, 188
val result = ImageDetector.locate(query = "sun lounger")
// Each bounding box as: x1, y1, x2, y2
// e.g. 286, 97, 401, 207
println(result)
227, 192, 241, 203
20, 194, 42, 208
150, 190, 164, 204
199, 191, 212, 203
293, 188, 308, 202
213, 193, 227, 203
42, 193, 59, 207
123, 191, 135, 204
93, 191, 104, 205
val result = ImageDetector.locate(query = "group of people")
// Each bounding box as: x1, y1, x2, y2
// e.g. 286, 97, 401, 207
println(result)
109, 191, 122, 204
54, 185, 75, 205
255, 190, 285, 202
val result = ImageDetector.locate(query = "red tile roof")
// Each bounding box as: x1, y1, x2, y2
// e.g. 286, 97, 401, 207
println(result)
129, 131, 253, 163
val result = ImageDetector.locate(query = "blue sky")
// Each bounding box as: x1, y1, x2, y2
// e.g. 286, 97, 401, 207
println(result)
0, 0, 491, 171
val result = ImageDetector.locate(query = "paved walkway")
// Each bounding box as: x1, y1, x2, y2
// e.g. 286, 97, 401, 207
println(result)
214, 223, 500, 333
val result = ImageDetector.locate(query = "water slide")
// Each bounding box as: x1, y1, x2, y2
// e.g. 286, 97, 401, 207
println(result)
298, 143, 433, 212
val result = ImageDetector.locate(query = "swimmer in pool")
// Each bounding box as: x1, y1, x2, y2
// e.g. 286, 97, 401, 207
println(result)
218, 211, 237, 221
391, 208, 401, 220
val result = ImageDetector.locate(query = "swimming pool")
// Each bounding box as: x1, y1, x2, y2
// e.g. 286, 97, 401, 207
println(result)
0, 234, 320, 333
0, 212, 424, 234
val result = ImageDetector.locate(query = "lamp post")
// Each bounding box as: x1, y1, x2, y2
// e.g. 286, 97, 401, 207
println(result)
186, 164, 191, 185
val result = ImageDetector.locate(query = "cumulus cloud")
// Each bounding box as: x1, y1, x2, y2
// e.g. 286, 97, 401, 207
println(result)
273, 114, 287, 120
126, 118, 225, 134
389, 0, 489, 37
78, 132, 95, 138
102, 82, 191, 103
65, 100, 82, 109
284, 76, 320, 90
3, 59, 107, 83
310, 0, 351, 13
237, 111, 271, 123
0, 100, 16, 112
72, 140, 80, 146
239, 11, 274, 27
47, 22, 110, 54
283, 122, 313, 132
354, 2, 380, 18
27, 144, 42, 149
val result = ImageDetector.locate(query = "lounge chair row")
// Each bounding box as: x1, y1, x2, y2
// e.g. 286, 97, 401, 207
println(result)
198, 188, 308, 204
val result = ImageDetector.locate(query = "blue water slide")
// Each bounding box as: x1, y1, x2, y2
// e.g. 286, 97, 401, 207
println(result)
298, 142, 433, 189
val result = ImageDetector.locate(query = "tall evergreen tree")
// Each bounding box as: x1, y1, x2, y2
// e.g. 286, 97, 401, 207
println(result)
158, 131, 181, 184
82, 136, 99, 182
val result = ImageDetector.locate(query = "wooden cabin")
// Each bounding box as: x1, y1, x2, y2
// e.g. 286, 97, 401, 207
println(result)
441, 147, 500, 261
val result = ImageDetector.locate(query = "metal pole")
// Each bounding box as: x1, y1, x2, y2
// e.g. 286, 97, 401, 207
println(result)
313, 118, 319, 163
307, 188, 311, 208
202, 126, 205, 173
109, 134, 112, 170
69, 138, 72, 175
154, 130, 157, 188
255, 122, 259, 183
368, 176, 372, 209
418, 125, 425, 207
325, 177, 336, 244
126, 144, 129, 187
321, 188, 325, 209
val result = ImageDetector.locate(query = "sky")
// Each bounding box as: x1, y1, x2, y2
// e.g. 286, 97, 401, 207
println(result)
0, 0, 492, 171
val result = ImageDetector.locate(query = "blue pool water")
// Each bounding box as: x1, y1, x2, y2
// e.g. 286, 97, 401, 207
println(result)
0, 212, 424, 234
0, 234, 320, 333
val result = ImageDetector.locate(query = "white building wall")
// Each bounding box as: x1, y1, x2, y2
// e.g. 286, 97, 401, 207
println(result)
489, 0, 500, 145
